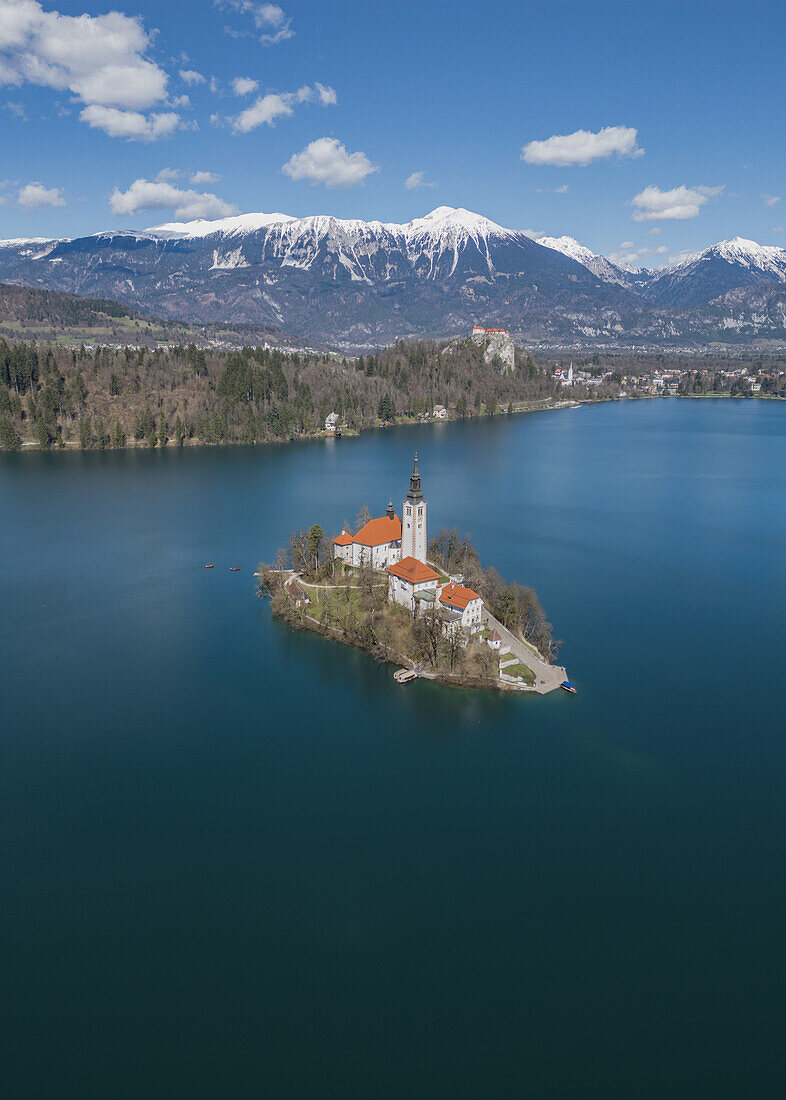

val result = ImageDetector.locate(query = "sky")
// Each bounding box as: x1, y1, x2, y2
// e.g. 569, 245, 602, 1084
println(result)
0, 0, 784, 267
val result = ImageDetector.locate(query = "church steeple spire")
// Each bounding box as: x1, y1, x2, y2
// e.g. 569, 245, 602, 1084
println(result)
407, 451, 423, 502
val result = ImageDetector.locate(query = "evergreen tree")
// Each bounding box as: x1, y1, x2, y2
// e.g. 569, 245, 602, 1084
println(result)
0, 415, 19, 451
79, 416, 93, 449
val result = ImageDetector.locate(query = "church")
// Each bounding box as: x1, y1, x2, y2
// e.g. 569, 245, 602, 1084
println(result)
332, 453, 485, 634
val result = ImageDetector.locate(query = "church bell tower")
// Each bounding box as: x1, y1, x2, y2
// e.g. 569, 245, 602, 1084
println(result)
402, 451, 427, 562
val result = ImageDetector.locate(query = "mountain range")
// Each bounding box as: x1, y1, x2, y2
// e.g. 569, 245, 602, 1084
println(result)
1, 207, 785, 349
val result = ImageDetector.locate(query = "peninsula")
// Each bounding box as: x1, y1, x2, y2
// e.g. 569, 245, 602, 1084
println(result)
258, 453, 569, 694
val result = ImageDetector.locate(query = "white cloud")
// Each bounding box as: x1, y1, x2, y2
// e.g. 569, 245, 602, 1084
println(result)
80, 105, 180, 142
0, 0, 181, 138
18, 181, 65, 209
405, 171, 435, 191
190, 170, 220, 185
209, 76, 221, 94
620, 240, 634, 249
231, 76, 258, 96
155, 167, 180, 181
521, 228, 546, 239
170, 93, 190, 108
180, 68, 205, 86
4, 99, 26, 118
773, 226, 783, 234
521, 125, 643, 167
0, 0, 168, 110
314, 82, 337, 106
230, 82, 335, 134
282, 137, 378, 188
554, 183, 570, 194
763, 194, 781, 207
218, 1, 294, 44
110, 177, 239, 220
630, 184, 723, 222
645, 226, 662, 235
654, 245, 668, 254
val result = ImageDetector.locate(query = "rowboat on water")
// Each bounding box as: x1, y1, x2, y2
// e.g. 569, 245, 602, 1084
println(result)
394, 669, 418, 684
560, 681, 577, 695
230, 567, 241, 571
205, 563, 215, 569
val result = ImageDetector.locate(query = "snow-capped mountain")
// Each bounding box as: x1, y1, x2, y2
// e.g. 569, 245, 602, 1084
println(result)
644, 237, 786, 307
538, 235, 634, 287
0, 206, 635, 345
0, 208, 785, 347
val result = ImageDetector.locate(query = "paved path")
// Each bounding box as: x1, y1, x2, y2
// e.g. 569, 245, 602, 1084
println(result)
483, 609, 568, 695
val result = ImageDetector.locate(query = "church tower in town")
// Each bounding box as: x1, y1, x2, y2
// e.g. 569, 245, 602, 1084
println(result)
402, 452, 427, 562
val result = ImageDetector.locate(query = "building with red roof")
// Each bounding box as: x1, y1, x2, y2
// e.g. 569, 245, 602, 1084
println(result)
386, 556, 442, 613
332, 503, 402, 569
439, 581, 484, 631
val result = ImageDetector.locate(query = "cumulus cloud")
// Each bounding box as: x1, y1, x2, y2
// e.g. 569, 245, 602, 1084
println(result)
763, 194, 781, 207
190, 170, 221, 185
230, 82, 335, 134
282, 137, 378, 188
4, 99, 26, 119
80, 105, 180, 142
630, 184, 723, 222
218, 1, 294, 44
231, 76, 258, 96
0, 0, 181, 138
0, 0, 168, 109
110, 177, 239, 221
405, 171, 435, 191
620, 240, 634, 249
180, 68, 205, 86
521, 125, 643, 167
18, 181, 65, 209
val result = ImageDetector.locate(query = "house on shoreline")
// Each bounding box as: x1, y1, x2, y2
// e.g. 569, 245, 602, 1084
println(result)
332, 453, 484, 635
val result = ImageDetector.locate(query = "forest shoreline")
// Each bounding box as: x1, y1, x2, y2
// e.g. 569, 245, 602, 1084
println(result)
8, 395, 592, 452
7, 391, 782, 455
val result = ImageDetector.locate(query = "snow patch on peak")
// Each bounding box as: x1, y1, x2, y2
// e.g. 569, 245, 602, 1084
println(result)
711, 237, 786, 275
539, 235, 596, 264
404, 206, 514, 240
539, 235, 632, 286
148, 212, 295, 239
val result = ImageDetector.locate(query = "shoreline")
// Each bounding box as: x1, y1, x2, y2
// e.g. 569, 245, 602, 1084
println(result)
6, 392, 783, 455
263, 568, 568, 696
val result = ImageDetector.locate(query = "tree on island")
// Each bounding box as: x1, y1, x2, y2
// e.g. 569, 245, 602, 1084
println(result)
307, 524, 325, 571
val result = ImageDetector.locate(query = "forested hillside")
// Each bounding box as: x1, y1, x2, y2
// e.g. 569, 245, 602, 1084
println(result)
0, 336, 615, 451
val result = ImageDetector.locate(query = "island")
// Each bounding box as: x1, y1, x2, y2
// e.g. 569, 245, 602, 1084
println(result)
257, 453, 570, 694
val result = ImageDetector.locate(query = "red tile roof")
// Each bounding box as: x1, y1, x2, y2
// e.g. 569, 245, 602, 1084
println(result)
386, 556, 441, 584
332, 530, 353, 546
439, 581, 482, 611
353, 514, 401, 547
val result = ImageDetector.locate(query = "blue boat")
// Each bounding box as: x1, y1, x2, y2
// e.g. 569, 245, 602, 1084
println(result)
561, 681, 577, 695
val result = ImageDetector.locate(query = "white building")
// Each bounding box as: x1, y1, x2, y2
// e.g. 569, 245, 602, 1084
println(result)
334, 453, 486, 637
386, 556, 443, 613
433, 404, 447, 419
325, 412, 340, 432
402, 452, 427, 562
438, 582, 484, 633
332, 504, 402, 568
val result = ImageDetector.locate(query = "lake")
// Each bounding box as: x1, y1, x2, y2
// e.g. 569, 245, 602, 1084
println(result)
2, 398, 786, 1099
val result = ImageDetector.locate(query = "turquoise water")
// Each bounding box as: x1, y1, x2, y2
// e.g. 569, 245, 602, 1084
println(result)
2, 399, 786, 1099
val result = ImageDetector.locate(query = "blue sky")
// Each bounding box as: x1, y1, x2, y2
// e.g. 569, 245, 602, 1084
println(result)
0, 0, 784, 265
